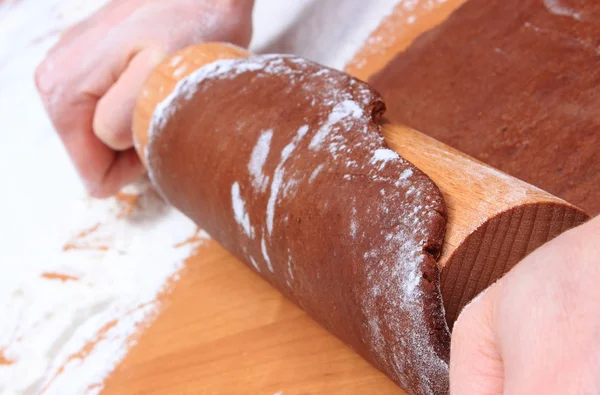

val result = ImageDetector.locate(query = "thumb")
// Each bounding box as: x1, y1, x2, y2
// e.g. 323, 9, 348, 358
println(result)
93, 48, 166, 150
450, 283, 504, 395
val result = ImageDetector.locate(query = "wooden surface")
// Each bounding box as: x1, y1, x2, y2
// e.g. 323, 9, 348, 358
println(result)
103, 3, 588, 395
102, 239, 401, 395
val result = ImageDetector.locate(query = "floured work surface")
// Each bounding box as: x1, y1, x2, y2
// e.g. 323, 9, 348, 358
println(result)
370, 0, 600, 215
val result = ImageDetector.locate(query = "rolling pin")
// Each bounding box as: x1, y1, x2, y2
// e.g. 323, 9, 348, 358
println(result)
131, 43, 589, 394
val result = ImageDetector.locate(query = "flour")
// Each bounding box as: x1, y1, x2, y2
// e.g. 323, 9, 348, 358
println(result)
523, 21, 599, 55
308, 164, 325, 183
309, 100, 364, 150
399, 168, 414, 180
147, 56, 308, 176
371, 148, 400, 170
361, 207, 448, 395
286, 256, 295, 282
261, 236, 274, 273
543, 0, 583, 21
0, 181, 208, 395
250, 257, 262, 272
231, 182, 254, 238
248, 129, 274, 192
169, 55, 183, 67
173, 64, 188, 77
350, 206, 359, 239
266, 125, 309, 235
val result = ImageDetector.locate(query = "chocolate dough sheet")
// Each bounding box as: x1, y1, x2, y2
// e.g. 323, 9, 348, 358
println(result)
147, 55, 450, 395
371, 0, 600, 215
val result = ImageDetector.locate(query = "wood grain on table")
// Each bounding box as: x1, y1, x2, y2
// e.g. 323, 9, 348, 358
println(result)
102, 2, 466, 394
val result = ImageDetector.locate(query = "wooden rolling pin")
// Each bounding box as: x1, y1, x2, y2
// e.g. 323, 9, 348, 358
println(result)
132, 43, 589, 327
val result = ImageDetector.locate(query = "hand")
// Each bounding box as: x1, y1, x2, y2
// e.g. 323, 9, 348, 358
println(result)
36, 0, 254, 197
450, 215, 600, 394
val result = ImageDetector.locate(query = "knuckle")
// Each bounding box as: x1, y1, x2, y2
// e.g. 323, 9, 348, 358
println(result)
34, 59, 58, 97
88, 185, 112, 199
83, 177, 111, 199
93, 119, 131, 150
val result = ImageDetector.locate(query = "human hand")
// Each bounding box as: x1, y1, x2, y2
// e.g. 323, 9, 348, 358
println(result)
450, 215, 600, 394
36, 0, 254, 197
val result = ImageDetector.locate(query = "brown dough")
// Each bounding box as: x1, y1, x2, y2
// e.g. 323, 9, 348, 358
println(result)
147, 55, 449, 394
370, 0, 600, 215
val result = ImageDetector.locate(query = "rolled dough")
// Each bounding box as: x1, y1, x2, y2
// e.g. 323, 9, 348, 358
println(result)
147, 55, 450, 394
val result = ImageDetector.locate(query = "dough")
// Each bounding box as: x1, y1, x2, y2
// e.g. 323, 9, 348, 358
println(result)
148, 55, 449, 394
370, 0, 600, 215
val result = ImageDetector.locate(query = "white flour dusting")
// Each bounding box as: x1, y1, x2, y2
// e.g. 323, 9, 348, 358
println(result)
231, 182, 254, 238
361, 202, 448, 395
266, 125, 309, 235
147, 56, 309, 175
0, 180, 207, 395
309, 100, 364, 151
399, 168, 414, 180
308, 164, 325, 183
370, 148, 400, 170
287, 256, 295, 282
543, 0, 583, 21
169, 55, 183, 67
248, 129, 274, 192
261, 237, 274, 273
250, 257, 262, 272
350, 206, 359, 239
173, 64, 188, 77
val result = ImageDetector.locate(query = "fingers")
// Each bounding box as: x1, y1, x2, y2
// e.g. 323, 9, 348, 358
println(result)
34, 12, 140, 197
496, 214, 600, 394
450, 283, 504, 395
450, 217, 600, 394
35, 0, 257, 198
91, 149, 145, 198
93, 48, 166, 150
